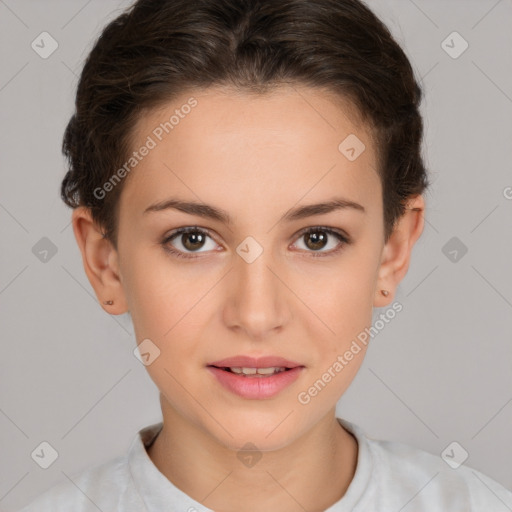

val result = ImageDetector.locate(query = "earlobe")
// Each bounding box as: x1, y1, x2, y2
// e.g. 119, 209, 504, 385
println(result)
71, 207, 128, 314
374, 195, 425, 307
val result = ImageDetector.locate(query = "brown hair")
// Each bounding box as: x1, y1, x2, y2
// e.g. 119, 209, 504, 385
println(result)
61, 0, 429, 248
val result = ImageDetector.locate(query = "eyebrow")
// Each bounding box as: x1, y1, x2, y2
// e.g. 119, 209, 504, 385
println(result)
143, 197, 365, 224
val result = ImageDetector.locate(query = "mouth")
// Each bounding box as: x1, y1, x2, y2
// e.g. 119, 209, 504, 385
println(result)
206, 356, 305, 399
207, 355, 303, 371
207, 365, 294, 377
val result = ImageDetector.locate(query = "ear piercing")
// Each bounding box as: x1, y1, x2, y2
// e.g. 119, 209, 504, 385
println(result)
380, 290, 389, 297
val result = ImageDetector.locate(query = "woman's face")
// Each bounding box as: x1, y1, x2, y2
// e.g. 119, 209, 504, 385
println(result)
114, 85, 387, 450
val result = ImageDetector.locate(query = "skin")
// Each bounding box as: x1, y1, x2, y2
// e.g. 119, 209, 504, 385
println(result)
72, 85, 424, 512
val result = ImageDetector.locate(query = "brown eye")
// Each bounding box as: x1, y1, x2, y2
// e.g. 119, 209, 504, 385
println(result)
293, 227, 350, 257
181, 231, 206, 251
162, 227, 218, 258
304, 230, 329, 251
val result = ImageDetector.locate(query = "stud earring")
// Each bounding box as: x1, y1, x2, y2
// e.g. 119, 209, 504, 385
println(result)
103, 300, 114, 305
380, 290, 389, 297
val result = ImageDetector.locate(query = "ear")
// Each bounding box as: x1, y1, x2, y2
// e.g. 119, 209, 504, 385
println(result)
71, 206, 128, 315
374, 194, 425, 307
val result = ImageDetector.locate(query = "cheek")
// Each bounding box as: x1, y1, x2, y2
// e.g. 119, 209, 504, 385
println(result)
121, 221, 381, 341
304, 248, 379, 339
124, 258, 207, 400
120, 245, 219, 370
118, 242, 184, 339
128, 271, 201, 342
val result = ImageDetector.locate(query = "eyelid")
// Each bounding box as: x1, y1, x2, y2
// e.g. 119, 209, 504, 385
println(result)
161, 226, 219, 259
289, 225, 351, 258
161, 225, 351, 259
294, 225, 351, 244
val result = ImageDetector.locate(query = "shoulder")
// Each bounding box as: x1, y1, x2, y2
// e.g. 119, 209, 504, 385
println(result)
338, 418, 512, 511
16, 452, 140, 512
366, 434, 512, 510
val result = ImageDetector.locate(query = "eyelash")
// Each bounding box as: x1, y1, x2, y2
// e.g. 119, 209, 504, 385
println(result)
161, 225, 351, 260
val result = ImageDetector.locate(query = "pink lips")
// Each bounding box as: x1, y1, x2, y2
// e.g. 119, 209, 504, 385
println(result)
208, 355, 303, 368
206, 355, 305, 399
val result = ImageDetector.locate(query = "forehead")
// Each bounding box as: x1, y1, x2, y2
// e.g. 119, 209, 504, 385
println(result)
120, 85, 381, 220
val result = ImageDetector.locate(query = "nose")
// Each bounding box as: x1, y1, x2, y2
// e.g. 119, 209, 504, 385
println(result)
223, 245, 291, 340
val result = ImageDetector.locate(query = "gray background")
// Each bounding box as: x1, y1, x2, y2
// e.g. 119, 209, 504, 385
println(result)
1, 0, 511, 510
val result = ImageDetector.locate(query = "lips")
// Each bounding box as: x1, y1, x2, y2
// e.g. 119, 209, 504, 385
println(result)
206, 355, 305, 399
207, 355, 303, 369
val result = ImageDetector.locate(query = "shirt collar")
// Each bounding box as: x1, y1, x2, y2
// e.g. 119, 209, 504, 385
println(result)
128, 417, 373, 511
127, 421, 215, 511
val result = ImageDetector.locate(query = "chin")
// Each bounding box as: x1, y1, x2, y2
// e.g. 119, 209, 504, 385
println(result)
203, 410, 301, 452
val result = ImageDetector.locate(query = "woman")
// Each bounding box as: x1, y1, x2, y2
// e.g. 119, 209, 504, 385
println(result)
18, 0, 512, 510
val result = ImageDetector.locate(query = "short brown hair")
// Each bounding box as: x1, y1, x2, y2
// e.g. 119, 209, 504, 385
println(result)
61, 0, 429, 248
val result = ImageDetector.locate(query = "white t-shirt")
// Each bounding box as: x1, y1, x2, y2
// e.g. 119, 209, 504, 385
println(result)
17, 417, 512, 511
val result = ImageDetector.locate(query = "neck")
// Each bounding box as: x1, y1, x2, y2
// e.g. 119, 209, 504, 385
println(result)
147, 398, 358, 512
